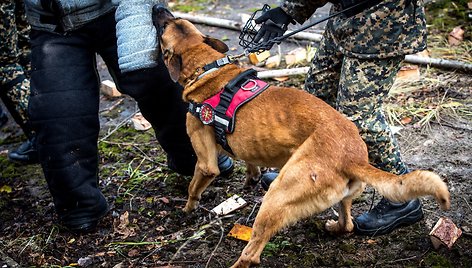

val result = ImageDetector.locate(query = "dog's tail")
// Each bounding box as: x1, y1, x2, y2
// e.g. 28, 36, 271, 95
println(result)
347, 164, 450, 210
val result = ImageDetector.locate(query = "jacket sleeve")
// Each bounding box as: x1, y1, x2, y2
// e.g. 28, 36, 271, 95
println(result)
114, 0, 165, 73
279, 0, 331, 24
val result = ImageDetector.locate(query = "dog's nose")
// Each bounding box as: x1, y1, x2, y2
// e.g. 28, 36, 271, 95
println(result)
152, 4, 167, 16
152, 4, 174, 32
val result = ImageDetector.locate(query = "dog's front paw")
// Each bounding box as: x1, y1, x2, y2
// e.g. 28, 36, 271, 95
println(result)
243, 176, 260, 188
231, 256, 257, 268
183, 200, 198, 213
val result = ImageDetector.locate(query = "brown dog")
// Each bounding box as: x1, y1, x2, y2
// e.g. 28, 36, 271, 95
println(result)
152, 6, 450, 268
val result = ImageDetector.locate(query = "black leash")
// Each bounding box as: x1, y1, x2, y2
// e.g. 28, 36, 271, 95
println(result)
240, 0, 381, 53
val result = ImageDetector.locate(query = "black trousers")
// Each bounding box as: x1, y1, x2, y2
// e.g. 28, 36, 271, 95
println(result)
28, 11, 196, 219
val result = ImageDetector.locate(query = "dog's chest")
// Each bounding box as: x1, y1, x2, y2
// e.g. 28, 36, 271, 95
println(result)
188, 69, 269, 153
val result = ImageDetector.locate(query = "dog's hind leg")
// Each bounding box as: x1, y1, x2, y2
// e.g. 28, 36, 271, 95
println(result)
243, 162, 261, 188
232, 149, 349, 267
326, 180, 365, 234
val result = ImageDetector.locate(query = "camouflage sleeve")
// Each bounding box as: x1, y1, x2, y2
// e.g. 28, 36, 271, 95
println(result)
327, 0, 427, 58
279, 0, 331, 24
0, 1, 20, 64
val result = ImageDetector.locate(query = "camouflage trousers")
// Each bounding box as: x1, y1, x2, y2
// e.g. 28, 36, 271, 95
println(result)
305, 29, 408, 175
0, 0, 32, 136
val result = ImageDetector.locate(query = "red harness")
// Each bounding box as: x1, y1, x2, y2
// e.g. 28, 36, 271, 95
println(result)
189, 69, 269, 154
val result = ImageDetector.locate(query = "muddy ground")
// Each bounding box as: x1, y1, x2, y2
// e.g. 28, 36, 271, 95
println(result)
1, 1, 471, 267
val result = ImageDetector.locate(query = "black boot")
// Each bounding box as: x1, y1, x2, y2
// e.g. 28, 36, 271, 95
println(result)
353, 198, 423, 236
8, 136, 39, 164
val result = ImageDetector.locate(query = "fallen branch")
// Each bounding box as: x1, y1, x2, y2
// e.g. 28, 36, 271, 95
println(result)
174, 12, 323, 43
257, 67, 309, 78
404, 55, 472, 72
175, 12, 472, 72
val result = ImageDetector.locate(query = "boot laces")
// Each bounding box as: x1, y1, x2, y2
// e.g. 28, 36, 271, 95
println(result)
370, 198, 391, 213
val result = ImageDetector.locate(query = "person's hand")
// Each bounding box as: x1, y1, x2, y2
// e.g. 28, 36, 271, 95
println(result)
253, 7, 294, 49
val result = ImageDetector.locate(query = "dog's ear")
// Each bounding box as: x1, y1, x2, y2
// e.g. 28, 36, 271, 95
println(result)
163, 49, 181, 83
204, 36, 229, 53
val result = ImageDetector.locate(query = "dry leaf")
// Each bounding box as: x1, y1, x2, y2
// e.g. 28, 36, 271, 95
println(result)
366, 239, 377, 244
131, 112, 152, 131
396, 65, 420, 81
128, 249, 140, 257
448, 27, 464, 46
265, 55, 281, 68
228, 223, 253, 241
159, 197, 170, 204
272, 76, 289, 82
400, 117, 412, 125
285, 47, 307, 66
114, 211, 137, 238
416, 49, 430, 58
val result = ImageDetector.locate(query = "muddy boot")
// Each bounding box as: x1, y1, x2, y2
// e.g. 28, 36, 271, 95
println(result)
353, 198, 423, 236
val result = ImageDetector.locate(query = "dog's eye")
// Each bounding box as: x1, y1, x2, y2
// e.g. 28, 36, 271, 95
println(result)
163, 49, 171, 58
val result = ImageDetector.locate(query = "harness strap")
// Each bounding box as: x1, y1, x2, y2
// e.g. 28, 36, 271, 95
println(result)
188, 69, 269, 154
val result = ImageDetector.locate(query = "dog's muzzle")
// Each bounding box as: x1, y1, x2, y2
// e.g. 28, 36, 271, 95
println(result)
152, 4, 174, 37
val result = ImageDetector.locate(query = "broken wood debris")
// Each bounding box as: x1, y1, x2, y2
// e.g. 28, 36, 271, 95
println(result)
248, 50, 271, 65
396, 65, 421, 81
130, 112, 152, 131
100, 79, 122, 98
429, 217, 462, 250
173, 12, 472, 73
211, 194, 247, 215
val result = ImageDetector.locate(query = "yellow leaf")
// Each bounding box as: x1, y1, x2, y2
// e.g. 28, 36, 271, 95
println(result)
0, 185, 12, 193
227, 224, 252, 242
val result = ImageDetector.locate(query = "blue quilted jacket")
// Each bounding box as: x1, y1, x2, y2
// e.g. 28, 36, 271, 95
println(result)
24, 0, 164, 72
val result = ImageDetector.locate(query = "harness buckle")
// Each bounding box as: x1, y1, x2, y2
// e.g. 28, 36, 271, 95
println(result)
216, 56, 231, 67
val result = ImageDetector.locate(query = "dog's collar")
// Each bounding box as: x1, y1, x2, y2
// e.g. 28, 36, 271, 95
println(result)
187, 56, 236, 84
201, 56, 232, 73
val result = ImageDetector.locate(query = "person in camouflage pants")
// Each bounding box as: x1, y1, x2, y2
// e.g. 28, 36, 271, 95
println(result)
0, 0, 38, 164
253, 0, 426, 236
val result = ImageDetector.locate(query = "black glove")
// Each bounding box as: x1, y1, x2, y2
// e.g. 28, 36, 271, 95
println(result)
253, 7, 294, 50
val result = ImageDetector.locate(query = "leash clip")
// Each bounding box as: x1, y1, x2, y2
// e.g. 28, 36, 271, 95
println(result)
216, 56, 231, 66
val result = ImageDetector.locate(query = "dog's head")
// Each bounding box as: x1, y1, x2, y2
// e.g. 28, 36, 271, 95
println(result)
152, 5, 229, 83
